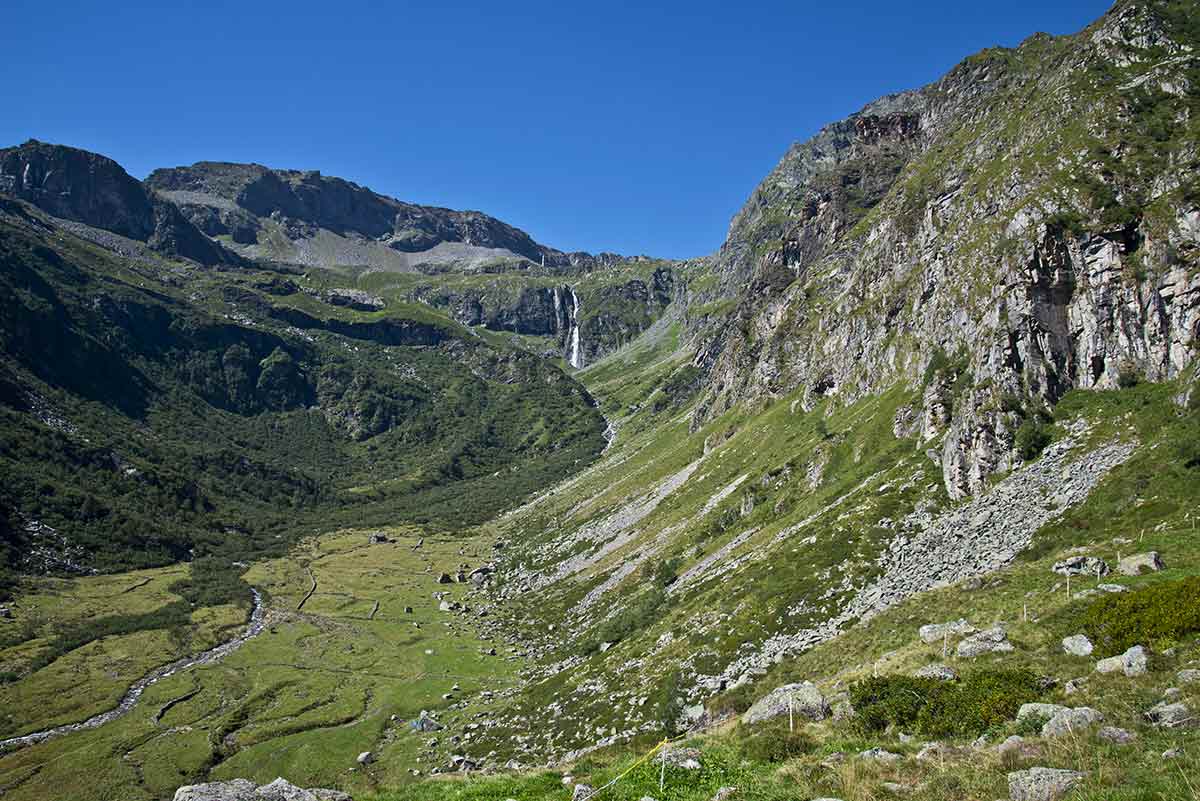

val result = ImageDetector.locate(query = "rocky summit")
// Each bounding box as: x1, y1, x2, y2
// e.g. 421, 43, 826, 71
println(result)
0, 1, 1198, 800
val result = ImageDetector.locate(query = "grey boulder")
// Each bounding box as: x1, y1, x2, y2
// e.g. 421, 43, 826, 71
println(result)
1007, 768, 1086, 801
174, 779, 351, 801
956, 625, 1013, 658
1061, 634, 1094, 657
1052, 556, 1109, 577
1117, 551, 1164, 576
1041, 707, 1103, 738
1145, 701, 1196, 729
1095, 645, 1148, 677
742, 681, 828, 724
918, 619, 975, 643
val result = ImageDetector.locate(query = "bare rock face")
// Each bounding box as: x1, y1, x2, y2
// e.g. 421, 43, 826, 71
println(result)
0, 140, 239, 266
683, 1, 1200, 500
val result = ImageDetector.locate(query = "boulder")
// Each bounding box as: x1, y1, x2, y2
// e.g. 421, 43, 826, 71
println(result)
956, 625, 1013, 658
995, 736, 1041, 760
1007, 768, 1086, 801
1061, 634, 1093, 657
356, 752, 373, 765
1095, 645, 1148, 677
1097, 726, 1136, 745
437, 573, 453, 584
1177, 669, 1200, 685
571, 784, 594, 801
1041, 707, 1103, 738
367, 532, 390, 544
711, 789, 737, 801
410, 714, 443, 732
858, 747, 902, 762
1052, 556, 1109, 577
656, 746, 702, 770
1145, 701, 1196, 729
918, 619, 975, 643
1016, 703, 1068, 722
742, 681, 829, 724
915, 663, 958, 681
1117, 551, 1164, 576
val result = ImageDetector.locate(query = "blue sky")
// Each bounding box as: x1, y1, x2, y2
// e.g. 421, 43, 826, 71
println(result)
2, 0, 1109, 258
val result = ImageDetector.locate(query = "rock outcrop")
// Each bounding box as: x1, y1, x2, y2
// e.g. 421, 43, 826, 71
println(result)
0, 140, 240, 266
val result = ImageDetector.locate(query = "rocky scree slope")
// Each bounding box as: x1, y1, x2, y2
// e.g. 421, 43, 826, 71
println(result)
685, 0, 1199, 499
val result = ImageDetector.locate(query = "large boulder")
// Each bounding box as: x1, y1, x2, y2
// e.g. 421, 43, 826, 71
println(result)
1016, 703, 1068, 722
1095, 645, 1148, 677
956, 625, 1013, 658
1052, 556, 1109, 577
742, 681, 829, 724
1117, 551, 1164, 576
1041, 707, 1103, 738
1007, 768, 1086, 801
915, 663, 958, 681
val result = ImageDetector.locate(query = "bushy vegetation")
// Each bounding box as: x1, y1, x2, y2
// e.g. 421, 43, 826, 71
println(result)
849, 669, 1042, 738
1081, 576, 1200, 657
735, 718, 816, 763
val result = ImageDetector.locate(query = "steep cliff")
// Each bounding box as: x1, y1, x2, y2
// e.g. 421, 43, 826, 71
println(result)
0, 141, 242, 267
687, 0, 1199, 498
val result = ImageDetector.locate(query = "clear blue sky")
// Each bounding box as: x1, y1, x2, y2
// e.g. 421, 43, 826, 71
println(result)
2, 0, 1109, 258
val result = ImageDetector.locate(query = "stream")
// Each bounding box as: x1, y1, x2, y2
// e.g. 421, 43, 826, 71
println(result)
0, 589, 267, 753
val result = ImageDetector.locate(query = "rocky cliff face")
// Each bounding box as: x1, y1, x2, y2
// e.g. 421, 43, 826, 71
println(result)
687, 0, 1200, 498
0, 141, 240, 266
146, 161, 633, 274
410, 265, 674, 366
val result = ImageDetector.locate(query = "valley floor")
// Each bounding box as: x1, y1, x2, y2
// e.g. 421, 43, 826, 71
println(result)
0, 529, 516, 800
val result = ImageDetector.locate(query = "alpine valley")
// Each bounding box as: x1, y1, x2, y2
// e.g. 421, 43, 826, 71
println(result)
1, 2, 1199, 800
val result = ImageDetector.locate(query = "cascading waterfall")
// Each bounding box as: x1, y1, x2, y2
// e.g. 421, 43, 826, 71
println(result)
568, 288, 583, 369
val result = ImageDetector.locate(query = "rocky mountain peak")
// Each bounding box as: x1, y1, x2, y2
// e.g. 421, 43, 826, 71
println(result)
0, 140, 240, 266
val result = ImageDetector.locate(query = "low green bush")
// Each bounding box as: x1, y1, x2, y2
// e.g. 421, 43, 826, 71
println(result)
736, 718, 816, 763
1081, 576, 1200, 656
849, 669, 1042, 739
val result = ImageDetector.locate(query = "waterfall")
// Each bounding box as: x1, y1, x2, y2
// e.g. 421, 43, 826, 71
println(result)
568, 288, 583, 369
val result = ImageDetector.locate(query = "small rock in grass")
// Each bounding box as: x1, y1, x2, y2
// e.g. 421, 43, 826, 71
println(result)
1061, 635, 1093, 657
1007, 767, 1086, 801
356, 751, 374, 765
1177, 669, 1200, 685
859, 747, 902, 762
1017, 703, 1068, 722
957, 626, 1013, 658
915, 663, 958, 681
711, 788, 737, 801
1145, 701, 1196, 729
919, 619, 975, 644
1163, 748, 1183, 759
1097, 726, 1136, 745
571, 784, 594, 801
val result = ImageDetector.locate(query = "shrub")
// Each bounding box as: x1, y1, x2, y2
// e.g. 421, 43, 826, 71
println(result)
1081, 576, 1200, 656
849, 670, 1041, 739
736, 718, 816, 763
1117, 364, 1141, 388
1015, 418, 1052, 460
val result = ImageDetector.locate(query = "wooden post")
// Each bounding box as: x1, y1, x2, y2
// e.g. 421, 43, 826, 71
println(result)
1066, 573, 1071, 600
789, 693, 794, 732
659, 751, 665, 792
1023, 603, 1028, 623
942, 631, 948, 659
